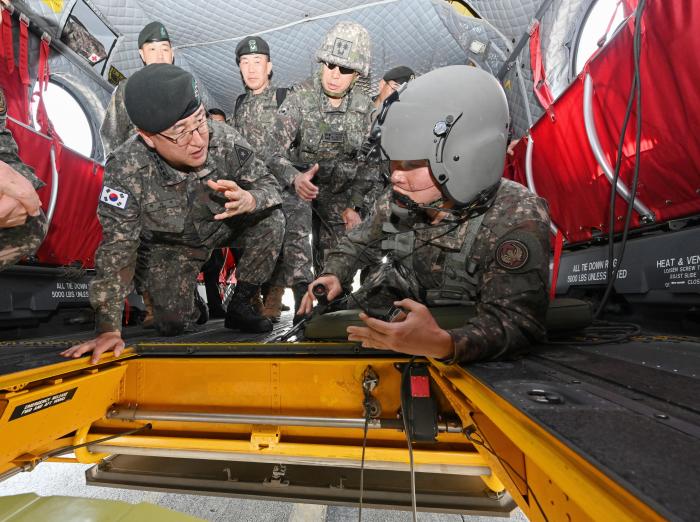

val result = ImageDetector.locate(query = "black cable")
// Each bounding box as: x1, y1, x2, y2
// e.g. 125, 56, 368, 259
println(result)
545, 320, 641, 346
400, 357, 419, 522
47, 423, 153, 458
358, 394, 371, 521
312, 213, 466, 319
595, 0, 647, 319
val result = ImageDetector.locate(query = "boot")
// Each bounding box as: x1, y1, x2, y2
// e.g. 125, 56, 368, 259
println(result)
262, 286, 285, 323
142, 291, 155, 329
195, 287, 209, 325
225, 281, 273, 333
292, 282, 310, 325
204, 272, 226, 319
250, 293, 264, 315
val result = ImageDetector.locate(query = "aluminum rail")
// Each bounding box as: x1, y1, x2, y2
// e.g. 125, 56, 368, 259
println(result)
46, 145, 59, 226
108, 407, 462, 433
525, 134, 560, 237
87, 445, 488, 476
583, 73, 655, 223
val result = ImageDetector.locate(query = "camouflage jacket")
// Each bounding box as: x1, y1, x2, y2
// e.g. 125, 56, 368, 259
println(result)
0, 88, 43, 190
260, 75, 381, 210
229, 85, 287, 154
100, 81, 135, 157
91, 120, 282, 333
322, 179, 551, 364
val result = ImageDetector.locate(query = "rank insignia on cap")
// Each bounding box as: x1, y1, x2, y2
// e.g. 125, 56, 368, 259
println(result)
496, 239, 529, 270
234, 144, 252, 166
100, 186, 129, 209
332, 38, 352, 59
248, 39, 257, 52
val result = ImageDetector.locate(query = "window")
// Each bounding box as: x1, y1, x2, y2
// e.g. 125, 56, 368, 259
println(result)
573, 0, 626, 75
60, 0, 118, 74
31, 81, 94, 158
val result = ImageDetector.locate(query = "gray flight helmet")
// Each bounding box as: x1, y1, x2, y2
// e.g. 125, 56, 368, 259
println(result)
379, 65, 509, 208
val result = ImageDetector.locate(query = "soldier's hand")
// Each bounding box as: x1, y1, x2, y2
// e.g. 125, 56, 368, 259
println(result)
297, 275, 342, 316
0, 194, 31, 228
341, 207, 362, 231
347, 299, 455, 359
0, 161, 42, 217
60, 331, 126, 365
293, 163, 319, 201
207, 179, 257, 218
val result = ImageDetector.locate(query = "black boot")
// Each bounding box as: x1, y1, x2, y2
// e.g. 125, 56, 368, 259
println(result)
225, 281, 273, 333
195, 287, 209, 325
292, 282, 309, 325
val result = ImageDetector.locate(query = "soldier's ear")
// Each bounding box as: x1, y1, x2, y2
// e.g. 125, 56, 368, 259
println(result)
137, 129, 155, 148
265, 60, 272, 78
138, 48, 146, 64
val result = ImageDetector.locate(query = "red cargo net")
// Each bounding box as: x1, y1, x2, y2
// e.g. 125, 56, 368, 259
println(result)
0, 8, 103, 267
508, 0, 700, 244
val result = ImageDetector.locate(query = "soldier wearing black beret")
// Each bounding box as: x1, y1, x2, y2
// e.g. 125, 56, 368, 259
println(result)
100, 21, 174, 157
63, 64, 285, 363
374, 65, 415, 109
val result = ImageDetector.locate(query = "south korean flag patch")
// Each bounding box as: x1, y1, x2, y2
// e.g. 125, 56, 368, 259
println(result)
100, 186, 129, 209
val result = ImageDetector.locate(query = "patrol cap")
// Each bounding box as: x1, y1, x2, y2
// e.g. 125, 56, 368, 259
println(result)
124, 64, 202, 133
383, 66, 415, 84
138, 22, 170, 49
236, 36, 270, 63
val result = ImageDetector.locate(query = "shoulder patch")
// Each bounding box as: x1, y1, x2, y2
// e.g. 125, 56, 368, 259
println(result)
234, 144, 253, 166
0, 89, 6, 116
496, 239, 529, 270
100, 186, 129, 209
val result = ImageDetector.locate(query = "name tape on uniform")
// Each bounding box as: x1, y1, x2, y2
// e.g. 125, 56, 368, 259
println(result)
100, 186, 129, 209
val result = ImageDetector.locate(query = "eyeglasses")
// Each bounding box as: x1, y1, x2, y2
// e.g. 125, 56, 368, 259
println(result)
158, 119, 209, 147
322, 61, 355, 75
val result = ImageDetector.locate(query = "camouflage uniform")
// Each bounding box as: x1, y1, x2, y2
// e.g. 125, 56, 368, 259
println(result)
99, 81, 135, 157
0, 88, 48, 271
322, 179, 551, 364
263, 74, 383, 276
91, 120, 283, 333
232, 85, 313, 288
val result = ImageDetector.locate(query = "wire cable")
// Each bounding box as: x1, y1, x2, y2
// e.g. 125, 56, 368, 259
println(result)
400, 357, 419, 522
595, 0, 647, 319
358, 393, 371, 521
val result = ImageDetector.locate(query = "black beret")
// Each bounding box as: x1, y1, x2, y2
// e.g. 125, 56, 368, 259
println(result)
235, 36, 270, 63
138, 22, 170, 49
383, 66, 415, 84
124, 64, 202, 133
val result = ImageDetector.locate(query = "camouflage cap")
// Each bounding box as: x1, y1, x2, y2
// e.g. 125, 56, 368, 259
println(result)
124, 64, 202, 133
383, 66, 415, 84
235, 36, 270, 63
138, 21, 170, 49
316, 21, 371, 77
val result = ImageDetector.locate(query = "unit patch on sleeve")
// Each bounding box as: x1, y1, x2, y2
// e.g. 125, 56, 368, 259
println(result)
100, 186, 129, 209
234, 144, 253, 166
496, 239, 529, 270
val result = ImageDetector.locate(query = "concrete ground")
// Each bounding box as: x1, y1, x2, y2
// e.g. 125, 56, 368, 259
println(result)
0, 462, 529, 522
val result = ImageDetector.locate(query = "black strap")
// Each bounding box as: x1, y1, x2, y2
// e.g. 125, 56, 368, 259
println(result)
275, 87, 289, 108
496, 0, 555, 80
233, 93, 246, 119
